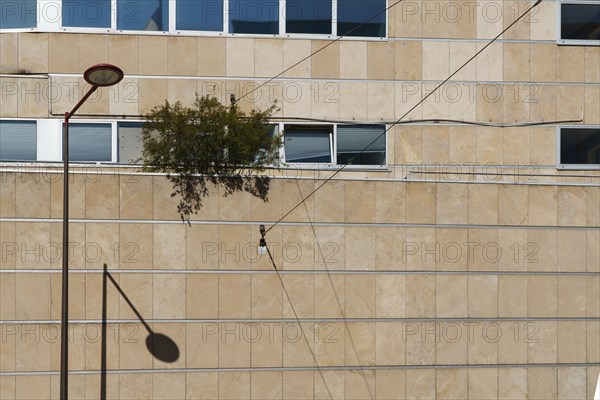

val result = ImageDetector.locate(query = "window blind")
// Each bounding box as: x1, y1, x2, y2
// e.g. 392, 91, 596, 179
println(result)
0, 120, 37, 161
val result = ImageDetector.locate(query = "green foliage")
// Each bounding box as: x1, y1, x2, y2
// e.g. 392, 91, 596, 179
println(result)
141, 95, 280, 222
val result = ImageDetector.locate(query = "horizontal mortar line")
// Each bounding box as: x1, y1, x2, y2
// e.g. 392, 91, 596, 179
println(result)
1, 363, 599, 377
1, 317, 599, 325
0, 217, 598, 230
405, 170, 600, 179
47, 72, 600, 87
1, 269, 599, 276
1, 166, 599, 179
388, 37, 559, 44
401, 178, 600, 187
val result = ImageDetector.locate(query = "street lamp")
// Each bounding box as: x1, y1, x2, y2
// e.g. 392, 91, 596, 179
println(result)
61, 63, 123, 400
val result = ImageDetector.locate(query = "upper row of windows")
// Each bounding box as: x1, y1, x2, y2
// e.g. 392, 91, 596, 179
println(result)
1, 0, 599, 43
0, 0, 387, 37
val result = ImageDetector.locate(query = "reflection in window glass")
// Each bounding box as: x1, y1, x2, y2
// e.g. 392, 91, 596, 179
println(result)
67, 123, 112, 162
284, 125, 332, 163
0, 0, 36, 29
0, 120, 37, 161
118, 0, 168, 31
62, 0, 111, 28
560, 128, 600, 165
337, 0, 386, 37
118, 122, 143, 164
561, 3, 600, 41
337, 124, 385, 165
286, 0, 331, 34
229, 0, 278, 34
177, 0, 223, 31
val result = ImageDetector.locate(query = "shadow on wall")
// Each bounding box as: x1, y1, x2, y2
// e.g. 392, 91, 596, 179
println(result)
101, 264, 180, 399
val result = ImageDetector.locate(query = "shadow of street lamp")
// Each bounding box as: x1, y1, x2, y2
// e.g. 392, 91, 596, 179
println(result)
100, 264, 180, 399
60, 64, 124, 400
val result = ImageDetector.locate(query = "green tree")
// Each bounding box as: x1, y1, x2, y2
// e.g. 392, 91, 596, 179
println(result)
141, 95, 280, 222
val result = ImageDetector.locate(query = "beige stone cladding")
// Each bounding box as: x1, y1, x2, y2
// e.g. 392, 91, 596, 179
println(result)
0, 172, 598, 397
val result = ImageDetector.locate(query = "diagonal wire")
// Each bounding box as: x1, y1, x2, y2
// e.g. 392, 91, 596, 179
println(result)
237, 0, 404, 103
295, 179, 375, 399
262, 237, 335, 399
265, 0, 543, 234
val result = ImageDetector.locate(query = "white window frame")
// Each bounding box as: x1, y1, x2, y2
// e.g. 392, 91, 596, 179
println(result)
556, 125, 600, 170
0, 118, 388, 169
64, 119, 118, 163
0, 0, 39, 32
116, 119, 145, 164
280, 122, 335, 167
0, 118, 40, 161
0, 118, 118, 163
1, 0, 387, 40
557, 0, 600, 46
275, 121, 388, 169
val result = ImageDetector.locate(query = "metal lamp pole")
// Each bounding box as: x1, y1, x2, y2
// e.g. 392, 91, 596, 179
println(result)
60, 64, 123, 400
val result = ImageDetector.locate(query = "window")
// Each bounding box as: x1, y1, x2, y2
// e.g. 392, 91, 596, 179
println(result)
286, 0, 331, 34
66, 123, 112, 162
2, 0, 386, 37
281, 123, 387, 166
0, 0, 36, 28
0, 120, 37, 161
118, 122, 143, 163
559, 1, 600, 44
62, 0, 111, 28
337, 0, 386, 37
337, 124, 385, 165
177, 0, 223, 31
117, 0, 168, 30
229, 0, 278, 34
559, 127, 600, 168
284, 125, 332, 163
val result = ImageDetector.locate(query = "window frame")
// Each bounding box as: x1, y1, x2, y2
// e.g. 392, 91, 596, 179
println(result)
0, 118, 39, 161
276, 121, 388, 169
0, 0, 38, 30
116, 120, 145, 164
556, 125, 600, 170
64, 120, 117, 162
0, 0, 387, 40
557, 0, 600, 46
281, 122, 335, 166
0, 118, 388, 169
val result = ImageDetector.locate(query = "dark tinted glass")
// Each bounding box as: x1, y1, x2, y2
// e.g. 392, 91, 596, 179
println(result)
62, 0, 111, 28
560, 128, 600, 165
177, 0, 223, 31
561, 3, 600, 40
337, 124, 385, 165
229, 0, 278, 34
0, 0, 36, 28
286, 0, 331, 34
118, 0, 168, 31
284, 125, 332, 163
337, 0, 385, 37
0, 120, 36, 161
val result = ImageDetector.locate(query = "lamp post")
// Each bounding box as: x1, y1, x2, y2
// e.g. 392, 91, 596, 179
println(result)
61, 64, 123, 400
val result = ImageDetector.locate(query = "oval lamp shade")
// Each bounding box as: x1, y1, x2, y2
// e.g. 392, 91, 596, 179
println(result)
83, 64, 124, 87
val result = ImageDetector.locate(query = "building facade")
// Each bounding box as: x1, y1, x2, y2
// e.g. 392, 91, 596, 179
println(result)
0, 0, 599, 398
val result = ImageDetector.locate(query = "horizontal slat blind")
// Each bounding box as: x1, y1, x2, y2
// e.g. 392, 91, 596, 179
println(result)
0, 120, 37, 161
67, 123, 112, 162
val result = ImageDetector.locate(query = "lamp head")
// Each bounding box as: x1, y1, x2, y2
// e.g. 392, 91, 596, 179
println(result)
258, 238, 267, 255
83, 63, 124, 87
